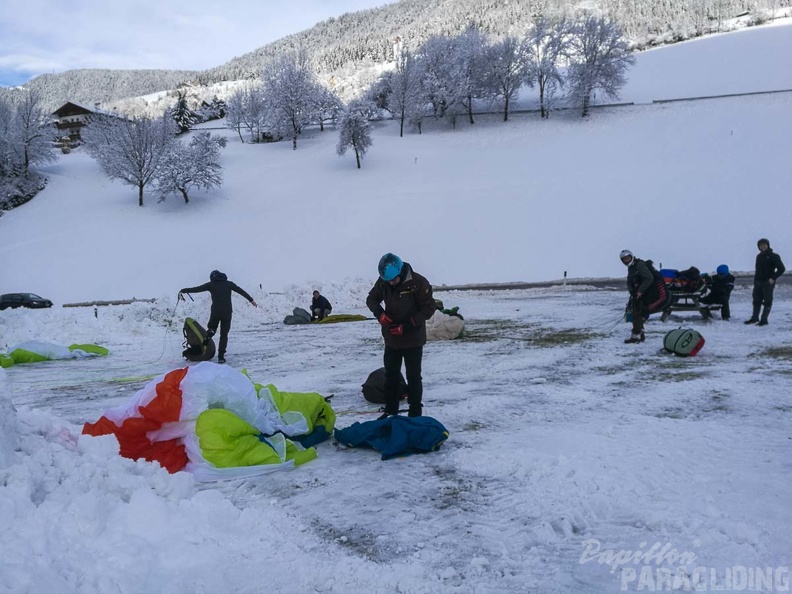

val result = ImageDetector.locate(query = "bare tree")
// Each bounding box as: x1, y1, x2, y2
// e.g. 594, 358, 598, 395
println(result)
13, 91, 56, 176
261, 49, 323, 150
337, 100, 373, 169
387, 49, 424, 137
525, 16, 573, 119
567, 14, 635, 117
156, 132, 226, 204
480, 36, 531, 122
83, 114, 177, 206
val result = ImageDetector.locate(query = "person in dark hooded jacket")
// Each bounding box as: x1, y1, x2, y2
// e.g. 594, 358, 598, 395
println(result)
700, 265, 735, 320
310, 291, 332, 321
366, 253, 436, 418
745, 238, 785, 326
179, 270, 257, 363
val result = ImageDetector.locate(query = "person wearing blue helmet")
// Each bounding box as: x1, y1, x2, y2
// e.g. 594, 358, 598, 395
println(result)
700, 264, 735, 320
366, 253, 436, 418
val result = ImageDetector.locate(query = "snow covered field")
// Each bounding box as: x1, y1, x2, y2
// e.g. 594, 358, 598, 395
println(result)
2, 283, 791, 593
1, 19, 791, 594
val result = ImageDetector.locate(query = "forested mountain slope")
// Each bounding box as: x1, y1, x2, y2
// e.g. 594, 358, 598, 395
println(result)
2, 0, 787, 110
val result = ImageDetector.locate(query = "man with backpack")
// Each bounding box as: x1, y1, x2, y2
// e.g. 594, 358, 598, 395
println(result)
179, 270, 257, 364
620, 250, 668, 344
745, 238, 785, 326
366, 253, 436, 418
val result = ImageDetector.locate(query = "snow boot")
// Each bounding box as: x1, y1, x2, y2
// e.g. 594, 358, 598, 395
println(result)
624, 332, 645, 344
757, 306, 771, 326
745, 305, 761, 324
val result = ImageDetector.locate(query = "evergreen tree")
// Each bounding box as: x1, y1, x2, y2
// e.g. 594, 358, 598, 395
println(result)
170, 90, 199, 133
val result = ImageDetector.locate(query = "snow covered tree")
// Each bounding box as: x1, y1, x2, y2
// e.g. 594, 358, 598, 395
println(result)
453, 25, 489, 125
480, 36, 531, 122
224, 91, 247, 143
169, 90, 199, 133
261, 49, 323, 150
567, 15, 635, 117
384, 48, 423, 137
414, 35, 467, 125
313, 86, 343, 132
156, 131, 226, 204
83, 113, 177, 207
336, 100, 373, 169
12, 91, 56, 176
525, 16, 574, 119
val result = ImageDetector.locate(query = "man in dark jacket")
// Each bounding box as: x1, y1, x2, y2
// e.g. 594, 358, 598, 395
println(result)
621, 249, 657, 344
310, 291, 332, 321
700, 265, 735, 320
745, 238, 785, 326
179, 270, 257, 363
366, 253, 436, 418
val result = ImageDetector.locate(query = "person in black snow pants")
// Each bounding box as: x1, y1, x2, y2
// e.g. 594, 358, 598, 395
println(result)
700, 264, 735, 321
620, 249, 660, 344
745, 238, 785, 326
179, 270, 257, 363
310, 291, 333, 321
366, 253, 436, 419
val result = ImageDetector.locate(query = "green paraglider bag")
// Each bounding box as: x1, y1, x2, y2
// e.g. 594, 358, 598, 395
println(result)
663, 328, 705, 357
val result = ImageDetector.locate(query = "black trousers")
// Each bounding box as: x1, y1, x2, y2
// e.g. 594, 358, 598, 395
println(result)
383, 345, 423, 414
752, 281, 775, 310
207, 313, 232, 357
700, 293, 731, 320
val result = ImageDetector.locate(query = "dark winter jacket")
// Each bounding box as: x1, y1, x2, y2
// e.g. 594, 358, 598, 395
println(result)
181, 279, 255, 318
754, 249, 785, 283
366, 262, 435, 349
704, 272, 735, 302
311, 295, 332, 314
627, 259, 656, 300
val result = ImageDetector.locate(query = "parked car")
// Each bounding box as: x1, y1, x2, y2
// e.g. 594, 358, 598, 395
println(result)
0, 293, 54, 310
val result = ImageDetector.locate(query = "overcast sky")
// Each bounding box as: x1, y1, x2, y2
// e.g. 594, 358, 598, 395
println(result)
0, 0, 395, 87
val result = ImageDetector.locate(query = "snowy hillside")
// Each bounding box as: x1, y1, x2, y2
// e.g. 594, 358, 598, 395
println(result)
1, 21, 791, 305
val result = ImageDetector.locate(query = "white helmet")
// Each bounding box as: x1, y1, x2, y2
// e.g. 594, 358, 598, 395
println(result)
619, 250, 634, 264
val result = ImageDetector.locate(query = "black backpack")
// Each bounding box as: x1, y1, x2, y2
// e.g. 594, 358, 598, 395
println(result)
182, 317, 216, 362
361, 367, 409, 404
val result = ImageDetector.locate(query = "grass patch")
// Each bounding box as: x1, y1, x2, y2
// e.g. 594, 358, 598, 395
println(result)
462, 319, 599, 347
759, 346, 792, 360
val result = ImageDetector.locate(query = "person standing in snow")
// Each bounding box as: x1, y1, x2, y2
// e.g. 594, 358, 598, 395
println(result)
745, 238, 785, 326
179, 270, 257, 364
366, 253, 436, 418
620, 249, 658, 344
310, 290, 333, 321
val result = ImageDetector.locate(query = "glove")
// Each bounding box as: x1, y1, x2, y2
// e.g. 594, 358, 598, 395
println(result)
378, 312, 393, 326
388, 324, 404, 336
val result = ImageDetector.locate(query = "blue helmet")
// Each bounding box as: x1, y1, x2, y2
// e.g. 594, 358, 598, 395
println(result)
378, 253, 403, 281
716, 264, 729, 275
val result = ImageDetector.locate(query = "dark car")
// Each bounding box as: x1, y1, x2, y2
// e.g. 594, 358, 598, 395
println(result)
0, 293, 54, 310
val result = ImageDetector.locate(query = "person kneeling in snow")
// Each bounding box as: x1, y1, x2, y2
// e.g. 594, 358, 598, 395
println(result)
179, 270, 257, 364
700, 265, 735, 321
310, 290, 332, 321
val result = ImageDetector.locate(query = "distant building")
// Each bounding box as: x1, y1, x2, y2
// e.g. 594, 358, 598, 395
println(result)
51, 102, 100, 144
